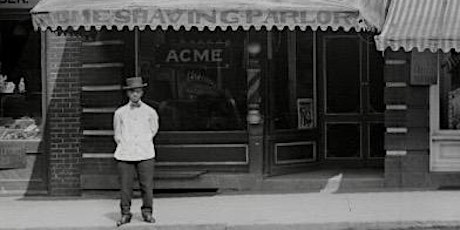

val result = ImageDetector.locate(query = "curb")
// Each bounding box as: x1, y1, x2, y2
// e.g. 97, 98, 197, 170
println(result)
4, 221, 460, 230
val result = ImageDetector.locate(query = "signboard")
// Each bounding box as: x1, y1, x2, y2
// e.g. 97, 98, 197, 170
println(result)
0, 0, 40, 9
155, 43, 231, 68
411, 51, 438, 85
297, 98, 315, 129
32, 8, 361, 31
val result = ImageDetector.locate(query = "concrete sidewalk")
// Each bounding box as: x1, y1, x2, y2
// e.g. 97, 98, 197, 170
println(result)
1, 191, 460, 230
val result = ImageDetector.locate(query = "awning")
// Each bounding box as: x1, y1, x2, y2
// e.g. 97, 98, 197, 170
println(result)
30, 0, 387, 32
375, 0, 460, 52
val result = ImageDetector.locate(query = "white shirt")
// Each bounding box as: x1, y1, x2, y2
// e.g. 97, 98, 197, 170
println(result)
113, 101, 159, 161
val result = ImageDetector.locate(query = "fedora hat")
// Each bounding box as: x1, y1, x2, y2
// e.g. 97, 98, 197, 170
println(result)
123, 77, 147, 90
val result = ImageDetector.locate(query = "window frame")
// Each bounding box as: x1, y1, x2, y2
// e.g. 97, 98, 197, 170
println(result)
430, 52, 460, 171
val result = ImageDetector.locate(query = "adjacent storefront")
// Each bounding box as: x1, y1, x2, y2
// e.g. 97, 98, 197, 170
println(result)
0, 0, 389, 195
0, 0, 46, 195
376, 0, 460, 188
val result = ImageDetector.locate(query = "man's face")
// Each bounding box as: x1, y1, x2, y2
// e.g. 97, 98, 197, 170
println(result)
126, 88, 144, 103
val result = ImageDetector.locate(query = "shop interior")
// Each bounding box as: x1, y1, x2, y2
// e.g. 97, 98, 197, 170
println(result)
0, 20, 41, 140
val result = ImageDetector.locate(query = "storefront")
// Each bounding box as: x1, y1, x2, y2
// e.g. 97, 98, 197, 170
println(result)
23, 0, 388, 195
376, 0, 460, 188
0, 0, 46, 195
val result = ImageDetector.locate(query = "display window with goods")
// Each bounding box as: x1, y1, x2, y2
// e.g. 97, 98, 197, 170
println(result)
439, 52, 460, 130
0, 19, 42, 142
430, 52, 460, 172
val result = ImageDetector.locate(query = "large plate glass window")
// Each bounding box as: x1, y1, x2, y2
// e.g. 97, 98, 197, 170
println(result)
440, 51, 460, 130
0, 20, 41, 141
139, 29, 247, 131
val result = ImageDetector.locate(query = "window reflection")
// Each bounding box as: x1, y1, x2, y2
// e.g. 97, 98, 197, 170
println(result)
139, 30, 246, 131
440, 52, 460, 129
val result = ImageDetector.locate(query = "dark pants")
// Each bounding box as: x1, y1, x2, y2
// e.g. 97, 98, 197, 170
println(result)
117, 158, 155, 216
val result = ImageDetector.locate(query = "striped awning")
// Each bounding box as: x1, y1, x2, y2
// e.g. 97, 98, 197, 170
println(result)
375, 0, 460, 53
30, 0, 387, 32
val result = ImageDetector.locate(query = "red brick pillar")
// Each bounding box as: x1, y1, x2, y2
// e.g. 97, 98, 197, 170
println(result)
45, 31, 82, 196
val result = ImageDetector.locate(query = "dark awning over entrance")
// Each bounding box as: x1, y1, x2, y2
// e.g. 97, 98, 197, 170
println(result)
376, 0, 460, 52
30, 0, 387, 32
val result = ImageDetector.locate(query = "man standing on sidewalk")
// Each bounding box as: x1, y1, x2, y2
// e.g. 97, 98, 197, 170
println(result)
113, 77, 159, 227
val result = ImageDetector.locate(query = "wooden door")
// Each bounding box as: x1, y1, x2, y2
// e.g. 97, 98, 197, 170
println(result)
265, 30, 319, 175
318, 31, 385, 167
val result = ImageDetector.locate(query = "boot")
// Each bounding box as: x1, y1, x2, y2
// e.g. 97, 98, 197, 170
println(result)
116, 214, 132, 227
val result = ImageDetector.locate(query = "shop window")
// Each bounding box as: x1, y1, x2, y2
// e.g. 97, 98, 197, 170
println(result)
439, 51, 460, 130
431, 52, 460, 172
271, 30, 315, 130
0, 20, 42, 140
139, 30, 246, 131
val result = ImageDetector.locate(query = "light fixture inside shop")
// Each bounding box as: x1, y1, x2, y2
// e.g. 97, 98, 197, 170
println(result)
247, 42, 261, 55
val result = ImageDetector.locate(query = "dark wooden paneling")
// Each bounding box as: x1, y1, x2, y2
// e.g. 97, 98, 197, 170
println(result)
82, 131, 248, 153
82, 133, 248, 152
82, 46, 125, 63
385, 133, 407, 150
275, 143, 315, 163
384, 61, 409, 83
406, 87, 429, 108
81, 91, 124, 108
406, 128, 429, 151
385, 110, 406, 127
82, 113, 113, 130
384, 87, 406, 105
407, 109, 429, 128
83, 144, 249, 164
156, 145, 247, 163
326, 123, 361, 158
82, 136, 116, 153
81, 68, 123, 86
82, 157, 117, 175
385, 109, 428, 128
155, 131, 247, 144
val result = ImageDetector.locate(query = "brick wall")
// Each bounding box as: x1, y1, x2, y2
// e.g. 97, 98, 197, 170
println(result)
45, 31, 82, 196
383, 50, 431, 188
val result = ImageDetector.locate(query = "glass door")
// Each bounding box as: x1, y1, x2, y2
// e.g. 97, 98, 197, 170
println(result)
265, 30, 319, 175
